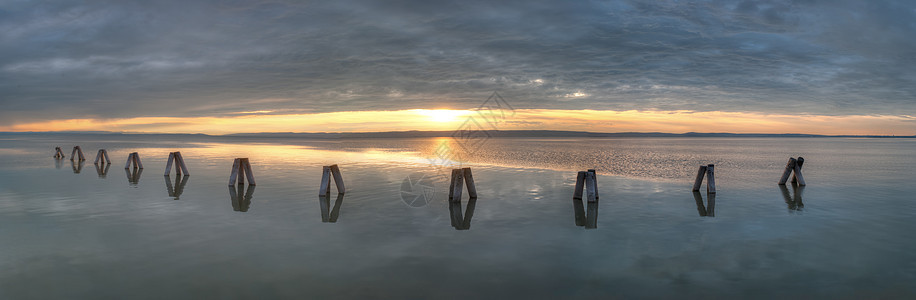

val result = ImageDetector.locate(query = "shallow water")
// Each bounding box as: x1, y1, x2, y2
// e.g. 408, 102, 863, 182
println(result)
1, 134, 915, 299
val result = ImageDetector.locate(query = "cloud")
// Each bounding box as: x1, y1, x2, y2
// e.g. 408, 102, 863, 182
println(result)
0, 0, 914, 131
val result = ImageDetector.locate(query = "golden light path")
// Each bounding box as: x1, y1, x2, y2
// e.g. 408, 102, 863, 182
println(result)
2, 109, 914, 136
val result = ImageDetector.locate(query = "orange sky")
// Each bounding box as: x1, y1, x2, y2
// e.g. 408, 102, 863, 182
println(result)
2, 109, 914, 136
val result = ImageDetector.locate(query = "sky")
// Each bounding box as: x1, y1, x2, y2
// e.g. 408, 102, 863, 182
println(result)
1, 0, 915, 135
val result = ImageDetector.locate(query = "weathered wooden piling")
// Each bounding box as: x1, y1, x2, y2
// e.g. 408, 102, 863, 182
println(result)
94, 149, 111, 165
573, 171, 586, 199
228, 158, 256, 186
319, 164, 346, 195
584, 171, 598, 203
706, 164, 716, 194
448, 167, 478, 202
53, 147, 65, 158
792, 157, 806, 186
124, 152, 143, 169
573, 169, 599, 201
164, 152, 190, 176
778, 158, 796, 185
692, 165, 708, 191
587, 169, 599, 200
70, 146, 85, 161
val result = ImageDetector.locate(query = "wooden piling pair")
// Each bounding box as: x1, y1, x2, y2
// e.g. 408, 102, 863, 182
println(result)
692, 164, 716, 193
94, 149, 111, 165
228, 158, 256, 186
164, 152, 190, 176
319, 165, 345, 195
573, 169, 599, 202
53, 147, 65, 159
449, 167, 477, 202
124, 152, 143, 169
70, 146, 86, 161
778, 157, 806, 186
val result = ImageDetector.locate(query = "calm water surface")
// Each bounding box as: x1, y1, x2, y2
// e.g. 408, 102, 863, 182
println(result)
1, 134, 915, 299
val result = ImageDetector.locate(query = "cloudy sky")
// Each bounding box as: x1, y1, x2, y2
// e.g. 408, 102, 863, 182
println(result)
1, 0, 914, 134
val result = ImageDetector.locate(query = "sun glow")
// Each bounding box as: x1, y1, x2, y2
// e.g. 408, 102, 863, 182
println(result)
412, 109, 472, 123
1, 109, 914, 135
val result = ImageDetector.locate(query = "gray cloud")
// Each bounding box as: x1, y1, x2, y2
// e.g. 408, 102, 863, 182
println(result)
1, 0, 915, 126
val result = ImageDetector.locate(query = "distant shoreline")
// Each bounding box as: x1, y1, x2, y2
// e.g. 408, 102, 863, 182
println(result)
2, 130, 914, 139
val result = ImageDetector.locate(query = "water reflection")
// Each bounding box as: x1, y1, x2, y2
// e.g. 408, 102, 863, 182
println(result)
572, 198, 599, 229
164, 175, 190, 200
692, 191, 716, 217
125, 167, 143, 185
229, 185, 256, 212
95, 163, 111, 178
449, 197, 477, 230
319, 192, 345, 223
55, 158, 64, 169
71, 160, 85, 174
779, 184, 805, 212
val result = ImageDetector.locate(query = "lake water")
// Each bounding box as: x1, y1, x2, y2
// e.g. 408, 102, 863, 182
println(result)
1, 134, 915, 299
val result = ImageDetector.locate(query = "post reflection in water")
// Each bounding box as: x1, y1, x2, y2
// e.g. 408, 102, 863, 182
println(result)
319, 192, 345, 223
229, 185, 256, 212
572, 198, 598, 229
692, 191, 716, 217
55, 158, 64, 169
164, 175, 190, 200
95, 163, 111, 178
779, 184, 805, 212
449, 197, 477, 230
71, 160, 85, 174
125, 167, 143, 185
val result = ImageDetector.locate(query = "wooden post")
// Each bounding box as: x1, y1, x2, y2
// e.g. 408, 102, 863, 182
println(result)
692, 165, 707, 191
319, 165, 331, 195
706, 164, 716, 194
778, 158, 797, 185
587, 169, 599, 200
228, 158, 241, 186
94, 149, 111, 165
53, 147, 65, 158
70, 146, 85, 161
463, 167, 477, 198
449, 168, 465, 202
241, 158, 255, 185
573, 171, 586, 199
793, 157, 806, 186
330, 164, 345, 194
584, 171, 598, 203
